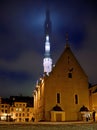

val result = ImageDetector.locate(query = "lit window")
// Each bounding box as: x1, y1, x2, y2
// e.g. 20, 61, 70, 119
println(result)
75, 94, 78, 104
57, 93, 60, 104
16, 108, 18, 111
19, 108, 22, 112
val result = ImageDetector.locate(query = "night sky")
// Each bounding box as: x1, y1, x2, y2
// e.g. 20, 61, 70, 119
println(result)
0, 0, 97, 97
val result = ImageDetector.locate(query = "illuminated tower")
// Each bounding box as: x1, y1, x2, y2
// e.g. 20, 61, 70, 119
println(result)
43, 10, 52, 75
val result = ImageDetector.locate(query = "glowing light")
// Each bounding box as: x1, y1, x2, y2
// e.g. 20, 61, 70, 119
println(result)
46, 35, 49, 41
43, 58, 52, 73
1, 116, 6, 120
45, 43, 50, 51
19, 108, 22, 112
45, 35, 50, 52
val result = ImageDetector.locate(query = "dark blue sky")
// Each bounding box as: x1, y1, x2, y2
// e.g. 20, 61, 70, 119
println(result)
0, 0, 97, 97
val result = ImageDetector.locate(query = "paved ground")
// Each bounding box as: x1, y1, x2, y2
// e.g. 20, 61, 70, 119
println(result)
0, 120, 96, 125
0, 121, 97, 130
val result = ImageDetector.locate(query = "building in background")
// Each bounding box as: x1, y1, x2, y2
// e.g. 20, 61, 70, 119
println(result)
0, 97, 10, 121
89, 84, 97, 120
0, 96, 34, 122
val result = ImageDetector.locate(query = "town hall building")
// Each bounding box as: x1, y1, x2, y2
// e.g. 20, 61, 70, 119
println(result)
33, 10, 97, 122
33, 35, 90, 122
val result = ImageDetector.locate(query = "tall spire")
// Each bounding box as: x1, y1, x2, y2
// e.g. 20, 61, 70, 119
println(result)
44, 9, 52, 37
43, 9, 52, 75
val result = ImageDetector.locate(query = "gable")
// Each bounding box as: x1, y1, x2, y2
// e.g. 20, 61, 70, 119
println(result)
50, 46, 88, 80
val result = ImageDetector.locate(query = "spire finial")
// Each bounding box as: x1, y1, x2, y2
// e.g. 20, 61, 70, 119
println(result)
43, 7, 52, 74
65, 32, 70, 48
44, 7, 51, 37
66, 32, 69, 41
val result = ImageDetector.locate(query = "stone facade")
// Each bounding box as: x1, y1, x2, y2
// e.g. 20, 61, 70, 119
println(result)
33, 43, 90, 122
10, 102, 34, 122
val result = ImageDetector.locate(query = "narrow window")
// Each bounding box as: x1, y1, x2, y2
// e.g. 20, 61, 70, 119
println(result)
23, 113, 25, 117
75, 94, 78, 104
19, 113, 21, 117
68, 73, 72, 78
57, 93, 60, 103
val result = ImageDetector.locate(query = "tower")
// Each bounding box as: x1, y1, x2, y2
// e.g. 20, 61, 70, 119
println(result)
43, 10, 52, 75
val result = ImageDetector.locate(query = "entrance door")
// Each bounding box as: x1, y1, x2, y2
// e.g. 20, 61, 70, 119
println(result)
56, 113, 62, 121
